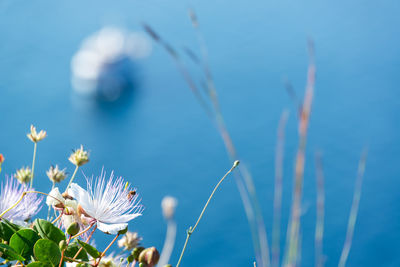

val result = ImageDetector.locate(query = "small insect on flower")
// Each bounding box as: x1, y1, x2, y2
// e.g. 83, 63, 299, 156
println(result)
69, 145, 89, 167
27, 125, 47, 143
15, 166, 33, 184
46, 165, 68, 183
0, 176, 42, 222
68, 170, 143, 235
128, 190, 136, 201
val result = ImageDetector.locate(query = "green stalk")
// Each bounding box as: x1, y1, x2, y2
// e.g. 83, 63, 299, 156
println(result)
66, 165, 79, 190
176, 160, 239, 267
30, 142, 37, 188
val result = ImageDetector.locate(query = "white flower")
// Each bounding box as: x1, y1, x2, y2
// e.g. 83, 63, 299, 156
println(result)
46, 165, 67, 183
46, 187, 88, 236
15, 167, 33, 184
68, 170, 143, 235
69, 145, 89, 167
99, 253, 125, 267
46, 188, 79, 213
118, 231, 142, 250
0, 176, 42, 222
27, 125, 47, 143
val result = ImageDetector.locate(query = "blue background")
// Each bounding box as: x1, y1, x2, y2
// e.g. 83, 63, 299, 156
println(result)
0, 0, 399, 266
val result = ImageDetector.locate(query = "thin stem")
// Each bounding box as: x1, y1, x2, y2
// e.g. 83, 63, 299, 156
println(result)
338, 149, 368, 267
0, 192, 26, 218
272, 110, 289, 267
95, 233, 121, 267
176, 233, 190, 267
59, 236, 72, 267
47, 181, 55, 220
176, 160, 239, 267
284, 40, 316, 267
30, 142, 37, 188
73, 224, 97, 260
101, 234, 120, 257
52, 211, 63, 224
158, 219, 177, 266
72, 222, 96, 240
192, 161, 239, 232
66, 165, 79, 190
145, 19, 271, 267
314, 151, 325, 267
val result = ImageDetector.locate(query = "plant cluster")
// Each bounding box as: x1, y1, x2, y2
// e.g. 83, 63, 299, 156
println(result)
0, 126, 166, 267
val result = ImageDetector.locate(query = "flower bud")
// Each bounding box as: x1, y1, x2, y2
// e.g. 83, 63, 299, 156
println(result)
59, 240, 67, 251
67, 222, 80, 236
118, 231, 142, 251
132, 247, 145, 261
27, 125, 47, 143
69, 145, 89, 167
161, 196, 178, 220
15, 167, 33, 184
46, 165, 67, 183
138, 247, 160, 267
127, 255, 134, 263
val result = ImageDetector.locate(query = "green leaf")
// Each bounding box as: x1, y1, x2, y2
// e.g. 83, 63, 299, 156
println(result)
33, 219, 66, 244
0, 219, 23, 242
34, 239, 62, 266
27, 262, 52, 267
77, 240, 101, 259
76, 263, 91, 267
64, 242, 88, 261
0, 243, 25, 261
9, 229, 40, 259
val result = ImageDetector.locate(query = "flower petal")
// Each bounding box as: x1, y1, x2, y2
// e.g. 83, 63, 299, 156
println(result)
68, 183, 96, 217
97, 222, 128, 235
46, 187, 64, 207
99, 213, 141, 224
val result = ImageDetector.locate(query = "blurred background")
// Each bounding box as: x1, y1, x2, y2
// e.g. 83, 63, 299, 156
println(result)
0, 0, 400, 266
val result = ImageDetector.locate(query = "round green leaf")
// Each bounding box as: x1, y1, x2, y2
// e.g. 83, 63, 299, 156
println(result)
34, 219, 66, 244
77, 239, 101, 259
0, 219, 23, 242
0, 243, 25, 261
65, 242, 88, 261
34, 239, 62, 266
9, 229, 40, 259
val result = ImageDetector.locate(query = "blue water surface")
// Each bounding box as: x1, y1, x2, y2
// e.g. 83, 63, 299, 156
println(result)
0, 0, 399, 266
